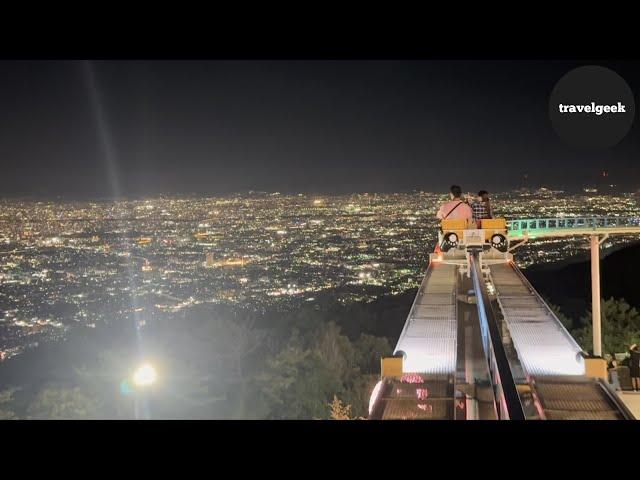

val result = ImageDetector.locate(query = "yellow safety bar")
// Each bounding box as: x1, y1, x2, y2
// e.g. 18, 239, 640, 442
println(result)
381, 357, 403, 378
441, 218, 508, 244
479, 218, 507, 242
440, 219, 475, 240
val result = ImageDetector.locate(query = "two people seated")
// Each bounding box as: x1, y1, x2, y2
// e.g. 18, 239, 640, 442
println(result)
436, 185, 492, 228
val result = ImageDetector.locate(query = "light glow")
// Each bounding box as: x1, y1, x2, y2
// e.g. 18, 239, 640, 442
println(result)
416, 388, 429, 400
401, 373, 424, 384
369, 380, 383, 415
133, 363, 158, 387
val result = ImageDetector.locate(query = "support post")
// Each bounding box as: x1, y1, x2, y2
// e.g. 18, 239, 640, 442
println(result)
590, 234, 602, 357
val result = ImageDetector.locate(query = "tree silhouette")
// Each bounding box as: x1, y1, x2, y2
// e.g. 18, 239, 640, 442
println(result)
0, 388, 18, 420
572, 298, 640, 355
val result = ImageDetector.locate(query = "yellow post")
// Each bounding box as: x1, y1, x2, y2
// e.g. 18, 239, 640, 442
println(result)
380, 357, 403, 378
584, 357, 608, 380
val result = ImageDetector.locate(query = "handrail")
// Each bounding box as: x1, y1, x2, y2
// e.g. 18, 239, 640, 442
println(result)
508, 216, 640, 232
469, 251, 525, 420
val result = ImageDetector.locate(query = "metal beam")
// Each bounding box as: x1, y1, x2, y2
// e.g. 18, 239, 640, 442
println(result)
507, 233, 529, 252
469, 251, 525, 420
508, 226, 640, 240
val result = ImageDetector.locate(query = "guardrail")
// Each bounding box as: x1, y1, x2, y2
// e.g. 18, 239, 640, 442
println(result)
508, 216, 640, 235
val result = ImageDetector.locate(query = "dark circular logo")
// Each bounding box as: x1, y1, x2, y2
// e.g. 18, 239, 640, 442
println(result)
549, 65, 635, 149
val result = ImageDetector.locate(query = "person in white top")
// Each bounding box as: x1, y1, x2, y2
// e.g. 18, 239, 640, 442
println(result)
436, 185, 473, 221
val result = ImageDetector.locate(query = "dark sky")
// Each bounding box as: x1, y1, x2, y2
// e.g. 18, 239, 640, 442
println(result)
1, 60, 639, 198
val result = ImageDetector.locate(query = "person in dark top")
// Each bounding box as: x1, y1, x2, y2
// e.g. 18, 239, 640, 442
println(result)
629, 344, 640, 391
471, 190, 493, 227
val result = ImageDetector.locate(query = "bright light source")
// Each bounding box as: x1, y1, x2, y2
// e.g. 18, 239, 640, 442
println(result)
133, 363, 157, 387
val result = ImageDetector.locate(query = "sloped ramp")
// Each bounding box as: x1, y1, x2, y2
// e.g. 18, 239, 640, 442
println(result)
394, 262, 458, 375
489, 263, 584, 377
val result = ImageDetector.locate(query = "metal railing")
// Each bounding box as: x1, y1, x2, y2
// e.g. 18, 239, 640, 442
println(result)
508, 216, 640, 234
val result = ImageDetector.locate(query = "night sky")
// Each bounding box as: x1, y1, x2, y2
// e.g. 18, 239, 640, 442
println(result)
1, 60, 639, 198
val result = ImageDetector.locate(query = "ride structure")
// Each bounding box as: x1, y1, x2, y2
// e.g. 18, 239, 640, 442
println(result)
368, 217, 638, 420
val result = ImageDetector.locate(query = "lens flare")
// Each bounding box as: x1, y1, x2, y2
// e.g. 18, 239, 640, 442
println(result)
133, 363, 157, 387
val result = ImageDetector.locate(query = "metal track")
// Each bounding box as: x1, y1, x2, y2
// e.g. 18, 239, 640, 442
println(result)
469, 252, 525, 420
371, 253, 634, 420
394, 262, 458, 375
489, 263, 584, 377
489, 261, 634, 420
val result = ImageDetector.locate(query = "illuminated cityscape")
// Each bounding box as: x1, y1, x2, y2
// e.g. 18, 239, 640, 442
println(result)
0, 53, 639, 423
1, 188, 639, 361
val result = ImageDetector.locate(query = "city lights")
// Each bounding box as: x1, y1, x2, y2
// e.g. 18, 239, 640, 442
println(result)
1, 190, 640, 361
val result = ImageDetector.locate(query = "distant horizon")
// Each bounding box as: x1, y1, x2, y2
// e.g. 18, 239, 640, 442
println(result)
0, 185, 637, 202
